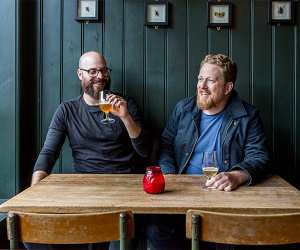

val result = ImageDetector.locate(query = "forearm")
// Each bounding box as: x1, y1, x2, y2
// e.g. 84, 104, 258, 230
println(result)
31, 170, 48, 186
121, 114, 141, 139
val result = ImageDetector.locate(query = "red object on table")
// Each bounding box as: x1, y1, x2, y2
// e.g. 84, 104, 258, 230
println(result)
143, 166, 165, 194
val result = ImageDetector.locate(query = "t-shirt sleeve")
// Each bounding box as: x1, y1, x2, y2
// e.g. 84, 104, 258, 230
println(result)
33, 104, 67, 173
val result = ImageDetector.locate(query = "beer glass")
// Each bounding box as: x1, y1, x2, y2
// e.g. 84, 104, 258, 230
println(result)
99, 90, 115, 124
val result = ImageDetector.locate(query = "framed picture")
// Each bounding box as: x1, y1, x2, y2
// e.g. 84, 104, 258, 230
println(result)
208, 2, 233, 28
145, 0, 169, 27
269, 0, 295, 25
75, 0, 99, 22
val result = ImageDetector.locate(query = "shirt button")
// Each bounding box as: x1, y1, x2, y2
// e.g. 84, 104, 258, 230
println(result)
233, 121, 238, 126
224, 160, 228, 164
185, 153, 189, 156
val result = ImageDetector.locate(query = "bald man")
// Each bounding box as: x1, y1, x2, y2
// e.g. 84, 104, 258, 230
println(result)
31, 51, 151, 185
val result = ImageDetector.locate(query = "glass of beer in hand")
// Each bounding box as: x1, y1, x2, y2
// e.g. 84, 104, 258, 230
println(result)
99, 90, 115, 124
202, 151, 219, 188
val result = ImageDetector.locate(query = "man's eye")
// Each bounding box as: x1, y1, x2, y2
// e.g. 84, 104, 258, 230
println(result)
89, 70, 97, 75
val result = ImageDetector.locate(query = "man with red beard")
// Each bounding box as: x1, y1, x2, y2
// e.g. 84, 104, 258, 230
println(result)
147, 54, 269, 250
31, 51, 150, 184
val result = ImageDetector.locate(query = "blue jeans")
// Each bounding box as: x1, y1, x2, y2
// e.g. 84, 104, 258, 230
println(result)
144, 215, 189, 250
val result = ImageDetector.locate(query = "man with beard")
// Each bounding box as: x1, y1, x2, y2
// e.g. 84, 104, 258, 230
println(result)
28, 51, 150, 249
32, 51, 150, 184
146, 54, 269, 250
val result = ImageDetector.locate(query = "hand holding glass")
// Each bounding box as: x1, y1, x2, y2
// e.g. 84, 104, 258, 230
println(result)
202, 151, 219, 183
99, 90, 115, 124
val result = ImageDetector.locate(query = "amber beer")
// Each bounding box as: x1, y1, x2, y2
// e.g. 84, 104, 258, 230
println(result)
202, 166, 218, 178
99, 103, 112, 113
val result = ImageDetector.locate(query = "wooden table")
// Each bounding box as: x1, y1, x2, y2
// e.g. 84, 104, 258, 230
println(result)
1, 174, 300, 214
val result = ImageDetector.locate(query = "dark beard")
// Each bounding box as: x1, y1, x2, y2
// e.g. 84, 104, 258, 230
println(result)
83, 80, 105, 99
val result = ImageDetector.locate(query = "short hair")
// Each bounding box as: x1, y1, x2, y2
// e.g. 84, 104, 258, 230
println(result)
200, 54, 237, 84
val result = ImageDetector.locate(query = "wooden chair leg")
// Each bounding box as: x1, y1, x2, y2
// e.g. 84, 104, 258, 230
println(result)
120, 212, 128, 250
7, 213, 17, 250
192, 214, 200, 250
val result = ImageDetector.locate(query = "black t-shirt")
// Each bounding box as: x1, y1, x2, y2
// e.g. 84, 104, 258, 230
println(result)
34, 95, 150, 174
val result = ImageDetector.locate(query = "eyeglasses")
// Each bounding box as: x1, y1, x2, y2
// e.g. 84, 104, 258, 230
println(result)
80, 67, 112, 77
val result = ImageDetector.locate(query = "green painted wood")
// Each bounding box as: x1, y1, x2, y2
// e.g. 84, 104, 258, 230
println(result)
9, 0, 300, 192
124, 0, 145, 111
231, 0, 251, 102
0, 0, 18, 198
41, 0, 62, 174
83, 22, 103, 53
252, 0, 272, 152
104, 0, 124, 93
166, 0, 187, 119
19, 0, 39, 190
295, 0, 300, 189
61, 0, 82, 173
145, 28, 166, 131
187, 0, 207, 97
273, 26, 294, 180
208, 29, 229, 55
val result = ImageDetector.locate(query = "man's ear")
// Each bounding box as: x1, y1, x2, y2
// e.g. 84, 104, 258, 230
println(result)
77, 69, 83, 80
225, 82, 234, 95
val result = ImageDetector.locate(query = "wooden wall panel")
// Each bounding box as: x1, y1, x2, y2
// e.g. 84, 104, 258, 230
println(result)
2, 0, 300, 198
187, 0, 207, 96
166, 0, 187, 119
104, 0, 124, 93
34, 0, 300, 189
145, 29, 166, 131
231, 0, 251, 102
61, 0, 82, 173
252, 0, 272, 150
273, 26, 295, 180
295, 0, 300, 188
124, 0, 145, 112
0, 0, 18, 198
41, 0, 62, 173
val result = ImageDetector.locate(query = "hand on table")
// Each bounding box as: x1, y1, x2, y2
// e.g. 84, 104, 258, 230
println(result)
205, 170, 250, 191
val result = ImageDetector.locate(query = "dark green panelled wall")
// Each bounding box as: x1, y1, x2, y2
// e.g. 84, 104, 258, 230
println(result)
0, 0, 19, 199
1, 0, 300, 198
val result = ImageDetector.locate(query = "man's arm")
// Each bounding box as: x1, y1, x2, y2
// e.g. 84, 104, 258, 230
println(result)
109, 95, 151, 158
207, 110, 269, 191
32, 104, 67, 185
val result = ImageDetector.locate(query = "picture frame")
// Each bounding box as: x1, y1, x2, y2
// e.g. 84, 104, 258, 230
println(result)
269, 0, 295, 25
75, 0, 99, 22
208, 2, 233, 29
145, 0, 169, 27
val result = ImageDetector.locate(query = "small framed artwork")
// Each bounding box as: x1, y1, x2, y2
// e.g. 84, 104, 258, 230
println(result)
145, 0, 169, 27
75, 0, 99, 22
208, 2, 233, 29
269, 0, 295, 25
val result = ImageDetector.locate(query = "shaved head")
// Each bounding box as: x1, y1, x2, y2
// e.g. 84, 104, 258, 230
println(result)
79, 51, 106, 68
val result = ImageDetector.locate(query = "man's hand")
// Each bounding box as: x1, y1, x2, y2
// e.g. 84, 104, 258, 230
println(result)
205, 170, 250, 191
107, 94, 141, 139
107, 94, 129, 119
31, 170, 48, 186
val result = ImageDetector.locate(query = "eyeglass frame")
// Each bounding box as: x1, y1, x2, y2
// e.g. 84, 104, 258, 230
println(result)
80, 67, 112, 77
